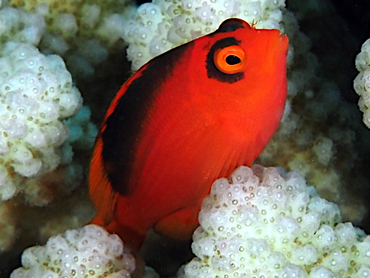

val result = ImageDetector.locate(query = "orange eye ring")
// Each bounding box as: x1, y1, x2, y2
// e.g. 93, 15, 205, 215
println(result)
214, 45, 246, 74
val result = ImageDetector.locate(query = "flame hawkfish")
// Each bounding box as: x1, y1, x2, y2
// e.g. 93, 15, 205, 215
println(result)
89, 18, 289, 250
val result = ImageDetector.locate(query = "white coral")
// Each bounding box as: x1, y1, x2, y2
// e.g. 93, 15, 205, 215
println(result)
181, 165, 370, 278
354, 38, 370, 128
0, 41, 82, 201
10, 224, 136, 278
123, 0, 286, 69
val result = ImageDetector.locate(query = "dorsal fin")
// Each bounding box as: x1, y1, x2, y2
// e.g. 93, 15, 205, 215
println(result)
89, 136, 117, 225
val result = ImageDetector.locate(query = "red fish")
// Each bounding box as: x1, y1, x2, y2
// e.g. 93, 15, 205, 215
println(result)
89, 18, 288, 251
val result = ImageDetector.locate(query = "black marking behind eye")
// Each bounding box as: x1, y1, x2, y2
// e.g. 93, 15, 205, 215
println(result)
226, 55, 241, 65
206, 37, 244, 83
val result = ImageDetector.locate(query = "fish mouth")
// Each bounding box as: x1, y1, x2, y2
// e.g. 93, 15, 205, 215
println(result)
277, 33, 289, 57
280, 33, 289, 43
266, 28, 289, 52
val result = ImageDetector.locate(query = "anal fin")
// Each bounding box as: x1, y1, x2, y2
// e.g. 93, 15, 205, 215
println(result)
154, 207, 200, 240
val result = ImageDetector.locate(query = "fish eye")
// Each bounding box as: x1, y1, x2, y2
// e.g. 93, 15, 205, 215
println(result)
213, 45, 246, 74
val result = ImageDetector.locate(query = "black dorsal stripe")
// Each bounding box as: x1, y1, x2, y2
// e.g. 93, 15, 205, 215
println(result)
206, 37, 244, 83
101, 42, 193, 196
212, 18, 245, 35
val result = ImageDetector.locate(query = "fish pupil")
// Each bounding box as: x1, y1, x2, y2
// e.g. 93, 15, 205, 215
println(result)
226, 55, 241, 65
